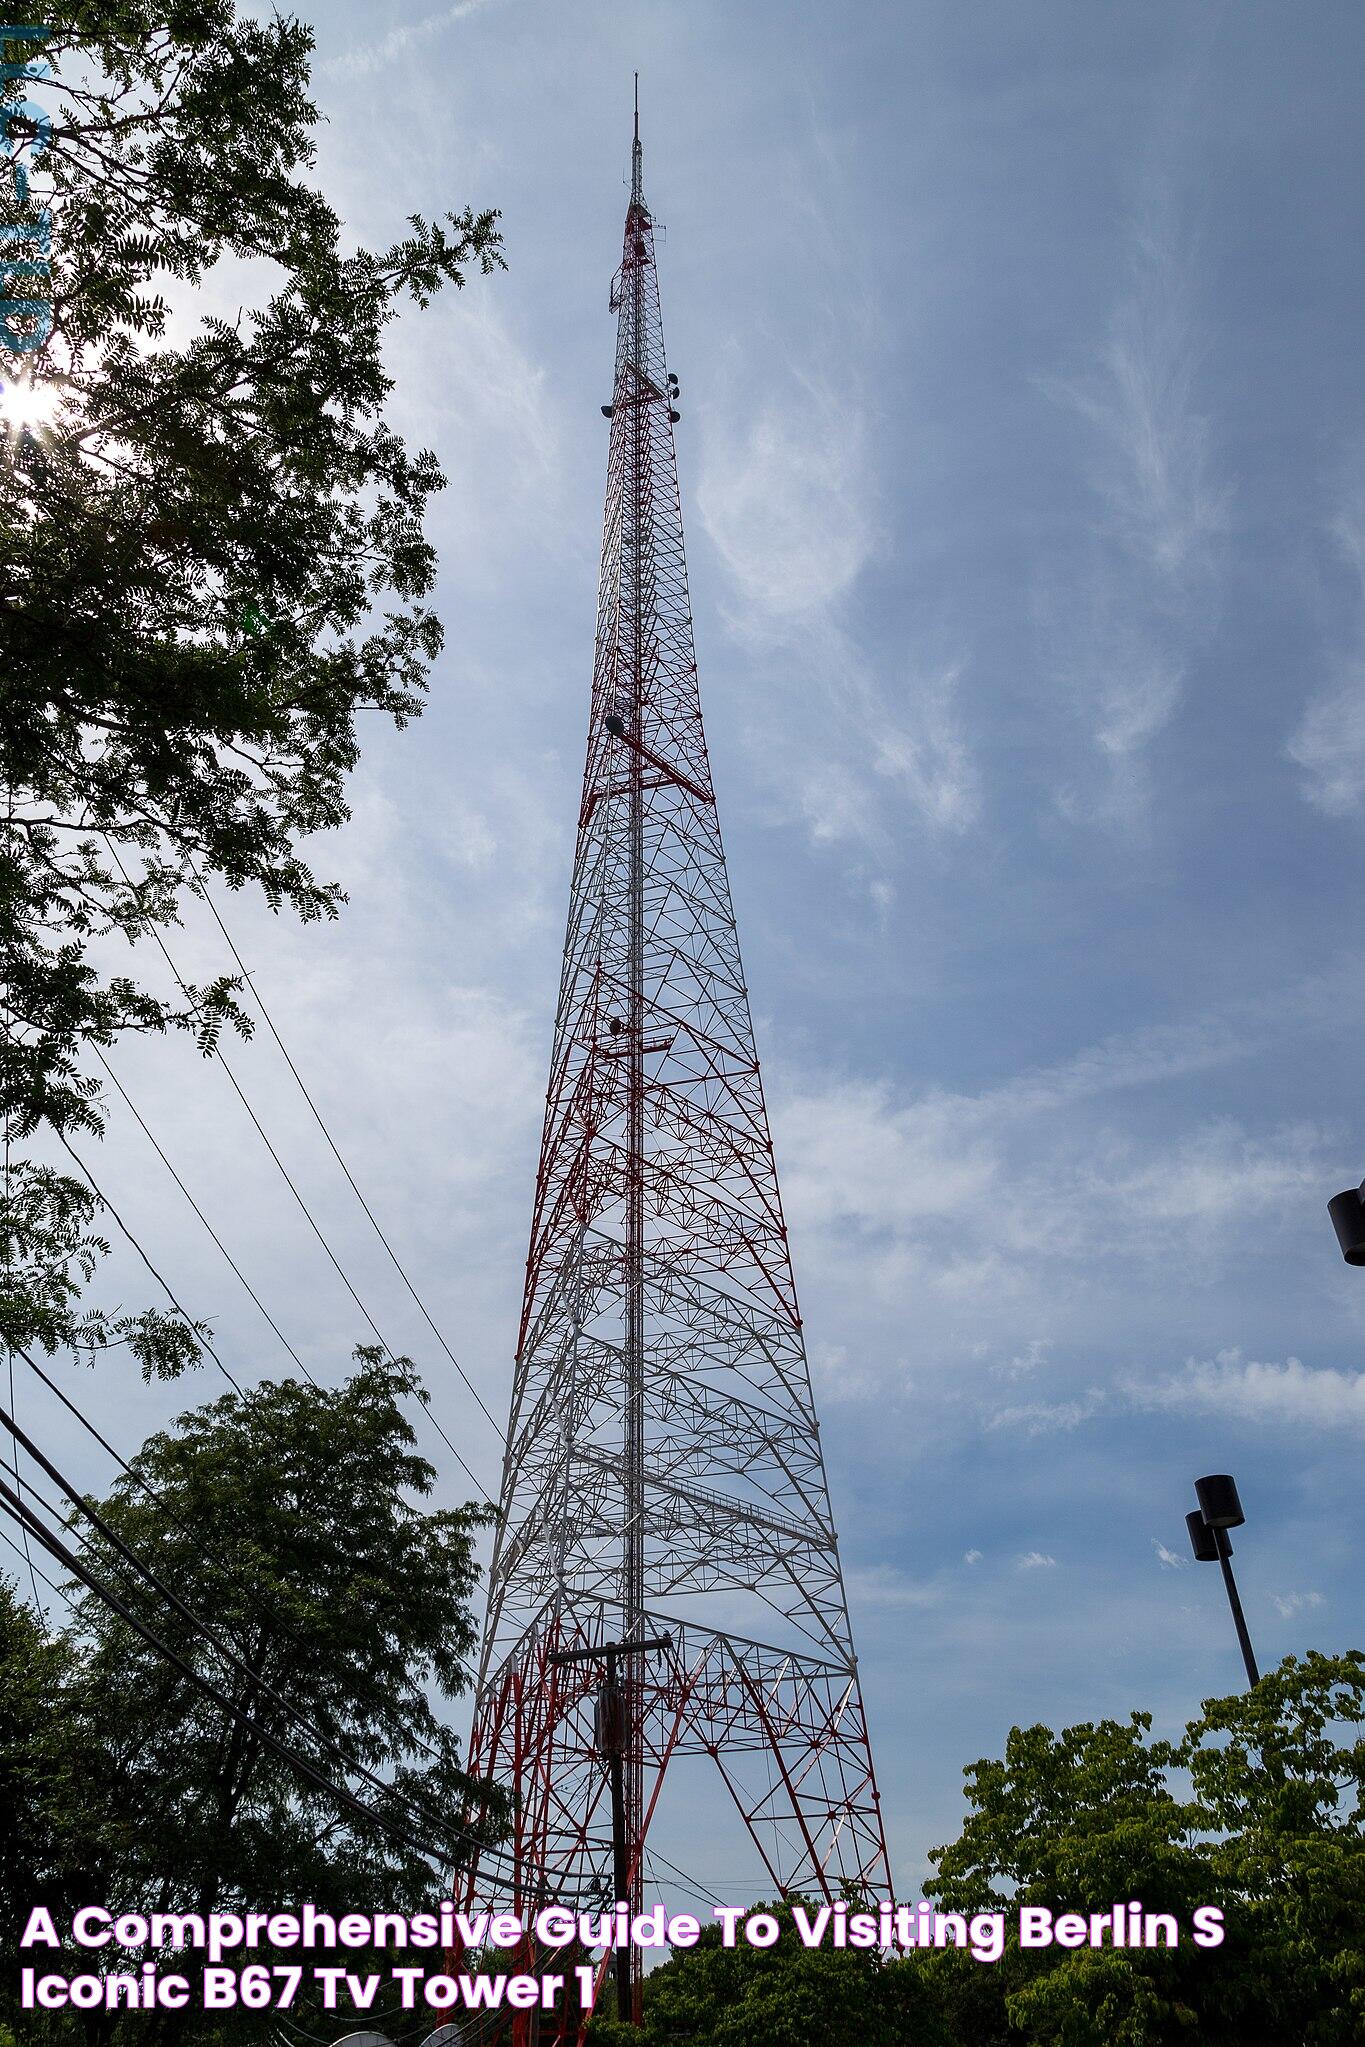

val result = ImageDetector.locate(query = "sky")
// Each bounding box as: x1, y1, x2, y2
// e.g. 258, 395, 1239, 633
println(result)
13, 0, 1365, 1906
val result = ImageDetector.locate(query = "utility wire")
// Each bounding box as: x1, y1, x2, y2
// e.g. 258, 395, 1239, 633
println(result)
0, 1009, 244, 1395
0, 1412, 522, 1887
90, 1043, 315, 1383
5, 1346, 44, 1611
100, 841, 494, 1498
10, 1337, 489, 1746
53, 1124, 243, 1394
195, 866, 503, 1439
0, 1475, 460, 1877
0, 1517, 70, 1607
2, 830, 44, 1612
644, 1845, 727, 1910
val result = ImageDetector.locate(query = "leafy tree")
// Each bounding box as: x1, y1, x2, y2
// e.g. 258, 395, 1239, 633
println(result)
0, 1349, 506, 2045
1185, 1651, 1365, 2043
586, 1898, 947, 2047
1, 2, 501, 1365
626, 1658, 1364, 2047
919, 1650, 1365, 2045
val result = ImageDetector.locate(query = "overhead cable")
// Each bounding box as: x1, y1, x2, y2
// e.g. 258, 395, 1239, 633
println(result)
195, 866, 503, 1439
0, 1423, 520, 1887
99, 840, 495, 1498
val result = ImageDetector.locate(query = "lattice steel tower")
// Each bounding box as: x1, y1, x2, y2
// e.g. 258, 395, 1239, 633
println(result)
466, 100, 891, 2007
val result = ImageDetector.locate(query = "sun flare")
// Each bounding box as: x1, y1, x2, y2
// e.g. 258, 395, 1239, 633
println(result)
0, 375, 62, 436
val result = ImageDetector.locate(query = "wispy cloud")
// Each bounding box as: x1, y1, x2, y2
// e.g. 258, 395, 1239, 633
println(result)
992, 1340, 1052, 1382
323, 0, 502, 80
1014, 1551, 1058, 1571
989, 1389, 1106, 1437
697, 358, 978, 864
1043, 169, 1227, 821
698, 379, 873, 623
390, 294, 564, 570
844, 1563, 945, 1609
1270, 1590, 1325, 1618
1128, 1350, 1365, 1436
772, 965, 1354, 1409
963, 1549, 983, 1565
1288, 476, 1365, 812
1152, 1539, 1189, 1571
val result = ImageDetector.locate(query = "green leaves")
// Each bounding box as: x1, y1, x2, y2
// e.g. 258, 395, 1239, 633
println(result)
0, 1352, 508, 2042
622, 1900, 948, 2047
921, 1653, 1365, 2045
0, 1160, 205, 1374
1, 12, 501, 1121
2, 0, 501, 1379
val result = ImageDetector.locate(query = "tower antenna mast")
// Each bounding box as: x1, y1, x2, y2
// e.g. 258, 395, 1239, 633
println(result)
465, 100, 892, 2036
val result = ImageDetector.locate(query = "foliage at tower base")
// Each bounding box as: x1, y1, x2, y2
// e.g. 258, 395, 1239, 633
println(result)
0, 1351, 506, 2046
588, 1651, 1363, 2047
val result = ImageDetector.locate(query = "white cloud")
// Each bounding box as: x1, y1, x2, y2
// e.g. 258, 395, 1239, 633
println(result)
993, 1340, 1053, 1382
780, 1069, 1329, 1265
1271, 1590, 1325, 1619
1043, 171, 1227, 819
1152, 1539, 1189, 1571
698, 365, 978, 859
989, 1390, 1106, 1437
323, 0, 503, 80
1129, 1350, 1365, 1436
843, 1564, 944, 1610
387, 294, 564, 576
698, 380, 873, 624
1286, 672, 1365, 814
1014, 1551, 1058, 1571
1288, 483, 1365, 812
963, 1549, 983, 1565
872, 658, 980, 834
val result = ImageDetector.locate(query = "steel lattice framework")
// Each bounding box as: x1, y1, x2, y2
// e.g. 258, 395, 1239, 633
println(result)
466, 110, 891, 1999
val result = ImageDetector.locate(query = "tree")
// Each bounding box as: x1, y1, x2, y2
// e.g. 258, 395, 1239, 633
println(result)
586, 1899, 947, 2047
1185, 1651, 1365, 2043
623, 1657, 1365, 2046
1, 3, 501, 1364
0, 1349, 506, 2045
919, 1650, 1365, 2045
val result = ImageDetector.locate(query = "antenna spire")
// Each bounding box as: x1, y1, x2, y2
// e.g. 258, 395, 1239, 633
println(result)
463, 120, 893, 2033
631, 72, 643, 208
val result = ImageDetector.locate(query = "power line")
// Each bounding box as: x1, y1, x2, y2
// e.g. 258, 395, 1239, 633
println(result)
0, 1517, 71, 1608
91, 1044, 316, 1383
5, 1345, 44, 1611
0, 1412, 523, 1887
0, 1474, 462, 1876
644, 1845, 727, 1910
53, 1125, 243, 1394
10, 1336, 489, 1746
195, 867, 504, 1440
98, 841, 496, 1498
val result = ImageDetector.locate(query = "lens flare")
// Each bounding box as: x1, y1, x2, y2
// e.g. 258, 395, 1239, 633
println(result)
0, 374, 61, 437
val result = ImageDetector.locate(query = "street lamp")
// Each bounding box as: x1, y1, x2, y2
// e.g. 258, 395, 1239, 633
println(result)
1185, 1472, 1259, 1687
1327, 1180, 1365, 1263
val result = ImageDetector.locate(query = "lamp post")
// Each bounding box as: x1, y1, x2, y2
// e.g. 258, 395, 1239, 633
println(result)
1185, 1472, 1259, 1687
1328, 1180, 1365, 1263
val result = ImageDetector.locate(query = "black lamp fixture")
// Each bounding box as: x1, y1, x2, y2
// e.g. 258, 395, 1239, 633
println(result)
1185, 1472, 1259, 1688
1328, 1180, 1365, 1264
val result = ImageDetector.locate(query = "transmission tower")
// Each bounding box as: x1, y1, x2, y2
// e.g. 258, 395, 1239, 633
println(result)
466, 97, 892, 2019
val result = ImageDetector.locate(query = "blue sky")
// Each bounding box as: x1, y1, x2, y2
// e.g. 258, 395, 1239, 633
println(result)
18, 0, 1365, 1903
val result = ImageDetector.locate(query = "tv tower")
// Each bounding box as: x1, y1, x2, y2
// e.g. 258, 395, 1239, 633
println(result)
466, 90, 892, 2023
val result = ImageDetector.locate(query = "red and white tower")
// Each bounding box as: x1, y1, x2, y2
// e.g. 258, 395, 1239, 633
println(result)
466, 99, 891, 2019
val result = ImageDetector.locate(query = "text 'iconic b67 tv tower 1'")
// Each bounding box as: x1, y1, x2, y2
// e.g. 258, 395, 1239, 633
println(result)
466, 98, 892, 2023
